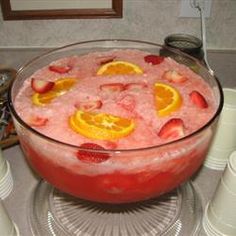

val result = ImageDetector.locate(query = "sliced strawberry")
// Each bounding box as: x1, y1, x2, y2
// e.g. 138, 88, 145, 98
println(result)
144, 55, 164, 65
189, 91, 208, 109
76, 143, 110, 163
96, 56, 116, 65
74, 100, 102, 111
158, 118, 185, 140
99, 83, 125, 92
125, 82, 148, 91
117, 94, 136, 112
104, 141, 118, 149
162, 70, 187, 83
31, 78, 55, 94
49, 65, 72, 74
28, 116, 48, 127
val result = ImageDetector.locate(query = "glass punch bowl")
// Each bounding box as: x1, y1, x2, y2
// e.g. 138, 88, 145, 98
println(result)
8, 39, 223, 204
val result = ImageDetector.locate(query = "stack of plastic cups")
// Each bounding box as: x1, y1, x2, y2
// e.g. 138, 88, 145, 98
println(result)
204, 88, 236, 170
0, 148, 13, 200
0, 148, 19, 235
203, 150, 236, 235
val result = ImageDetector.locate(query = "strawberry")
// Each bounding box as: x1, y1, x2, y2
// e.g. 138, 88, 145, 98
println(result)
125, 82, 148, 91
74, 100, 102, 111
104, 141, 118, 149
99, 83, 125, 92
49, 65, 72, 74
96, 56, 116, 65
117, 94, 136, 112
189, 91, 208, 109
144, 55, 164, 65
76, 143, 110, 163
158, 118, 185, 140
31, 78, 55, 94
28, 116, 48, 127
162, 70, 187, 83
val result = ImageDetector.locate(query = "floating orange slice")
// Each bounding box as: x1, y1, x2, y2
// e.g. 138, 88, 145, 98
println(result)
32, 91, 58, 106
97, 60, 143, 76
69, 110, 135, 140
154, 82, 182, 117
32, 78, 77, 106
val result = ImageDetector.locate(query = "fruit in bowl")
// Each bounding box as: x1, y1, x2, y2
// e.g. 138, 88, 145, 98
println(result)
8, 40, 223, 203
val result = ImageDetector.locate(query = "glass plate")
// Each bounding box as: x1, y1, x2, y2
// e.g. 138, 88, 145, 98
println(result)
28, 180, 202, 236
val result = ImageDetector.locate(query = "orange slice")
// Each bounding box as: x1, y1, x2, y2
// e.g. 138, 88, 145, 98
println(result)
32, 78, 77, 106
154, 82, 182, 117
32, 91, 58, 106
97, 60, 143, 76
52, 78, 77, 95
69, 110, 135, 140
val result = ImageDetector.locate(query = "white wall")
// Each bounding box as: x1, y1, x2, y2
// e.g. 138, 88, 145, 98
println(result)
0, 0, 235, 50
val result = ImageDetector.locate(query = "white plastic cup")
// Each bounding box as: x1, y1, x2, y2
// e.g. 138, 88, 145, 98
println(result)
203, 150, 236, 236
0, 148, 13, 199
0, 200, 19, 236
204, 88, 236, 170
0, 148, 7, 180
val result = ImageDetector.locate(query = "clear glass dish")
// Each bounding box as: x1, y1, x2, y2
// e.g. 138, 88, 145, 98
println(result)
8, 39, 223, 204
28, 180, 203, 236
